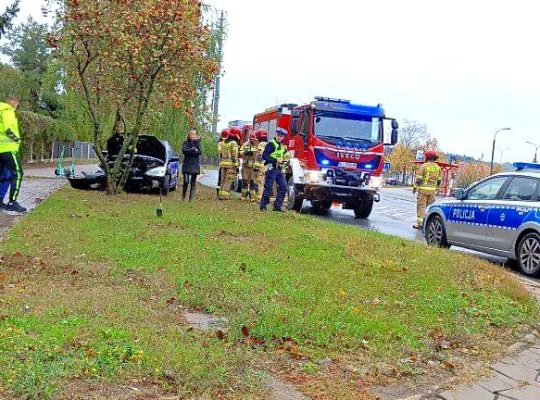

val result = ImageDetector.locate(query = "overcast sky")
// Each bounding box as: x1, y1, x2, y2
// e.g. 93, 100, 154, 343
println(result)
5, 0, 540, 163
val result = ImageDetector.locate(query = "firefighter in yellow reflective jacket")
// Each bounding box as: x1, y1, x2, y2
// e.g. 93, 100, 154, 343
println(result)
253, 129, 268, 202
0, 96, 26, 213
216, 128, 230, 196
218, 130, 239, 200
413, 150, 441, 229
239, 132, 259, 201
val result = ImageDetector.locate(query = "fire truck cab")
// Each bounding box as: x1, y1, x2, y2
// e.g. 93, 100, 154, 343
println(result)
253, 97, 398, 218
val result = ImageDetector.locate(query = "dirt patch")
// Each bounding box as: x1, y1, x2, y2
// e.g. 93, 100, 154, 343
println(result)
59, 380, 175, 400
264, 375, 308, 400
181, 311, 228, 331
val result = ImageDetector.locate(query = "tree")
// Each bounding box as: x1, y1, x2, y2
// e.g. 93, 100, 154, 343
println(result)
0, 0, 19, 40
454, 162, 501, 189
51, 0, 219, 194
399, 120, 428, 149
387, 143, 415, 185
0, 17, 61, 116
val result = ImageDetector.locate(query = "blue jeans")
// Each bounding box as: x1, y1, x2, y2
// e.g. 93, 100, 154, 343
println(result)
260, 166, 287, 210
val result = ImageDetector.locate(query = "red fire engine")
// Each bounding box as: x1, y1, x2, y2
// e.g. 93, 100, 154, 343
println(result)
253, 97, 398, 218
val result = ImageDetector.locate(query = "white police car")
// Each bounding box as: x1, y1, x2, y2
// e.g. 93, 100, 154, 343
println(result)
423, 162, 540, 276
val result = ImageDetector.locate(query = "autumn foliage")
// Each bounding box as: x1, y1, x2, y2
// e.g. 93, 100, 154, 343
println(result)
454, 162, 500, 189
51, 0, 218, 193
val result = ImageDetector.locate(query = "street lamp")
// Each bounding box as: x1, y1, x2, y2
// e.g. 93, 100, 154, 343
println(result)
499, 147, 510, 165
525, 141, 539, 163
490, 127, 511, 174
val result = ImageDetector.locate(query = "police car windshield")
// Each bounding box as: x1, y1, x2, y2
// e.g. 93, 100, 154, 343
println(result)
314, 111, 381, 144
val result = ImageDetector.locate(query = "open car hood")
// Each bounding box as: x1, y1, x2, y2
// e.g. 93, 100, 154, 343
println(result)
107, 135, 166, 163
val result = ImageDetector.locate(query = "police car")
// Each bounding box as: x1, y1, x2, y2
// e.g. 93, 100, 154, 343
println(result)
423, 162, 540, 277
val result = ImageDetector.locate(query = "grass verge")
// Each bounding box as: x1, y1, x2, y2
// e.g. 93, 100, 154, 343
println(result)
0, 186, 537, 399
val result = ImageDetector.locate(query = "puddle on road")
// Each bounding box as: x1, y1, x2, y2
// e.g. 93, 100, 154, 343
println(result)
181, 311, 227, 331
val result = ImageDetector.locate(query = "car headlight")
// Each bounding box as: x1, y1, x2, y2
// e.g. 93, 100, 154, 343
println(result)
145, 166, 166, 177
370, 176, 383, 190
304, 170, 326, 184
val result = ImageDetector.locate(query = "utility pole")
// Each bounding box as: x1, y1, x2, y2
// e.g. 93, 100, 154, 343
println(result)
526, 141, 539, 163
489, 127, 511, 174
211, 11, 225, 136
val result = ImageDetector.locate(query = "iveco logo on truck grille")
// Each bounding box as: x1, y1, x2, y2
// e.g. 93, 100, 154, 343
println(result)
337, 152, 362, 160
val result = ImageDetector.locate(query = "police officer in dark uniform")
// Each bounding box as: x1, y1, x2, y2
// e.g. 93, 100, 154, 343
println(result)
260, 127, 289, 212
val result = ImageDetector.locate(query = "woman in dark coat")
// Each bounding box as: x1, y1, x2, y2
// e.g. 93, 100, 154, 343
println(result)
181, 129, 202, 201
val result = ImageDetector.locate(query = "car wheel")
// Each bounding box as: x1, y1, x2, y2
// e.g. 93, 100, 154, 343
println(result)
517, 232, 540, 277
287, 177, 304, 212
161, 174, 171, 196
425, 215, 449, 248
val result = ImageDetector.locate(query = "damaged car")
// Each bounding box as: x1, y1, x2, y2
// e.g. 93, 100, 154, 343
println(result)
67, 135, 179, 194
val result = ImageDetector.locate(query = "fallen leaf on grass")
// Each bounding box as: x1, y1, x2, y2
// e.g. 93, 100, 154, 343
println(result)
183, 280, 192, 289
241, 326, 249, 337
239, 263, 247, 273
215, 329, 225, 340
442, 360, 456, 370
165, 297, 176, 305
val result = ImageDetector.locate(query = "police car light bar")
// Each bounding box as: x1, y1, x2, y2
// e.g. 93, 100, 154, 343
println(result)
314, 96, 351, 104
513, 162, 540, 171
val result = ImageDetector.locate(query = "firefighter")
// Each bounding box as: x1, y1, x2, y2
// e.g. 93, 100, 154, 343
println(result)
0, 96, 26, 213
218, 130, 239, 200
253, 129, 268, 203
260, 127, 289, 212
216, 128, 230, 196
413, 150, 441, 229
239, 132, 259, 201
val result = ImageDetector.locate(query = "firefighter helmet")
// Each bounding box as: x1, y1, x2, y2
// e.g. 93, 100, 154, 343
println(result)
229, 126, 242, 143
425, 150, 438, 161
249, 132, 258, 142
257, 128, 268, 141
220, 128, 230, 139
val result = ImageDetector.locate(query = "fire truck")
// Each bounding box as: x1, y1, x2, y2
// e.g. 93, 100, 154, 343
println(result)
253, 97, 398, 218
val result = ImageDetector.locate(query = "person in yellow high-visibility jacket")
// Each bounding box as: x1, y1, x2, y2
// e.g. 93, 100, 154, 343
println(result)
413, 150, 441, 229
0, 96, 26, 213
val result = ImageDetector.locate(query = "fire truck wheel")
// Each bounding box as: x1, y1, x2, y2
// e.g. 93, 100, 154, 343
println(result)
312, 200, 332, 215
287, 177, 304, 212
353, 195, 374, 219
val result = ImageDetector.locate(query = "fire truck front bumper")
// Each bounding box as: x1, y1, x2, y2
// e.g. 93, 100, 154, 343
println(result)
302, 183, 381, 203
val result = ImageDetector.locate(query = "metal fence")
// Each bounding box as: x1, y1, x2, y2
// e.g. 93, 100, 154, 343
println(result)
49, 140, 96, 160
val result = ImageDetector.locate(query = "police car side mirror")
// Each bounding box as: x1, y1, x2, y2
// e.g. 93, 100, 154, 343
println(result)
454, 189, 466, 200
391, 119, 399, 130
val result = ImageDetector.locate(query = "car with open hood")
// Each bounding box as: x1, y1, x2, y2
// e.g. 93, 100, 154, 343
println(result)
67, 135, 179, 194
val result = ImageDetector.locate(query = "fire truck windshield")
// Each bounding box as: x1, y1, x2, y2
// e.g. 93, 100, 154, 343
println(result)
314, 112, 381, 145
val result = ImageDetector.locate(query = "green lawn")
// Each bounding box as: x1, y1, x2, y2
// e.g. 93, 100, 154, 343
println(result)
0, 186, 537, 399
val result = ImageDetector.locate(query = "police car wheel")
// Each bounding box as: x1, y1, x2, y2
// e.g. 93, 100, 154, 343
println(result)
517, 232, 540, 277
425, 215, 449, 248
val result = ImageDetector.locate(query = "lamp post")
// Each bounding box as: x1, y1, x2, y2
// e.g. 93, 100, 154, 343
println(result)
490, 128, 511, 174
526, 141, 539, 163
499, 147, 510, 165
